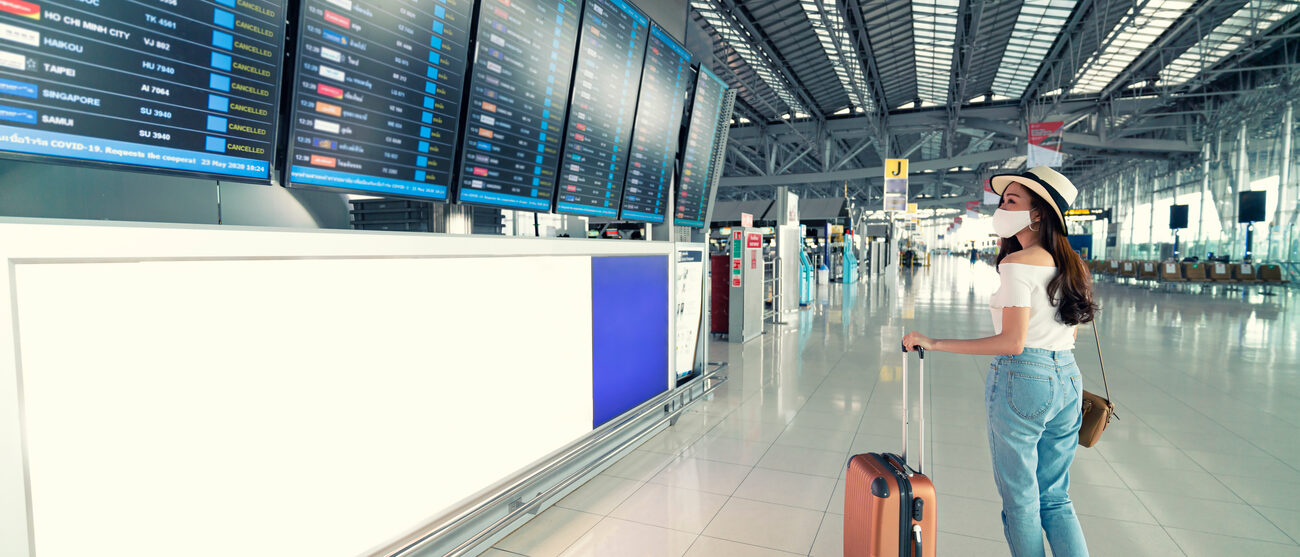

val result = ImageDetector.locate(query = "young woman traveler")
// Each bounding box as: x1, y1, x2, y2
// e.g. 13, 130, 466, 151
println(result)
902, 166, 1097, 557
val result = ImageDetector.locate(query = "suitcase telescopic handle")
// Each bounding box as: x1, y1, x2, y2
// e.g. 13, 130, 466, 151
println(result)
899, 342, 925, 475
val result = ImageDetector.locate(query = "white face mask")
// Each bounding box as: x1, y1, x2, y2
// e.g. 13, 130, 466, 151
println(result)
992, 208, 1033, 238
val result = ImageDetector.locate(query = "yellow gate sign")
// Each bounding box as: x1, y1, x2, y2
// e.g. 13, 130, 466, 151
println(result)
886, 159, 908, 178
883, 159, 909, 212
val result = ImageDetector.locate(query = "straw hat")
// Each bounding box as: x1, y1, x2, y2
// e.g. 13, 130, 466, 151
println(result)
989, 166, 1078, 230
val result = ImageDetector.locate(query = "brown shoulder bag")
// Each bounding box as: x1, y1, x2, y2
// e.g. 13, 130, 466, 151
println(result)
1078, 322, 1116, 448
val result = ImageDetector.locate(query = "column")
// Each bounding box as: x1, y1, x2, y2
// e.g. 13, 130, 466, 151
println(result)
1199, 142, 1209, 257
1149, 172, 1157, 259
1280, 102, 1294, 260
1236, 122, 1248, 258
1127, 168, 1138, 259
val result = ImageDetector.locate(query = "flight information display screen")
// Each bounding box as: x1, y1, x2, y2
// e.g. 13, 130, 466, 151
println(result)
674, 66, 727, 227
455, 0, 581, 212
552, 0, 647, 218
0, 0, 286, 180
618, 23, 689, 223
285, 0, 472, 200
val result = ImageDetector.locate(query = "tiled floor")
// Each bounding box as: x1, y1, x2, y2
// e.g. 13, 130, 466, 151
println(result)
490, 256, 1300, 556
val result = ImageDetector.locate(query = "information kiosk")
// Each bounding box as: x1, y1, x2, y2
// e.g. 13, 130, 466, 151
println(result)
727, 227, 764, 343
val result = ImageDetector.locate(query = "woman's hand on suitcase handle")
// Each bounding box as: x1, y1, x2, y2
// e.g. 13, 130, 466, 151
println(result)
902, 332, 935, 352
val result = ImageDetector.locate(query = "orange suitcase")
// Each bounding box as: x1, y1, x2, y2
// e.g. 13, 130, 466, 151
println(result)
845, 346, 938, 557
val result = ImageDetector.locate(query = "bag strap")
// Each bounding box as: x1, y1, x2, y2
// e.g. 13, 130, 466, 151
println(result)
1091, 319, 1111, 402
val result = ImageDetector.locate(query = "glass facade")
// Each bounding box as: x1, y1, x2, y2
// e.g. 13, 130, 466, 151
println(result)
1075, 103, 1298, 265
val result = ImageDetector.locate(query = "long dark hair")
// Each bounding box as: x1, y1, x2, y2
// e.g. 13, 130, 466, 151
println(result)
996, 191, 1098, 326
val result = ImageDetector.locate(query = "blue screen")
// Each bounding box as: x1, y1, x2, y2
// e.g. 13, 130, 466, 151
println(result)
591, 255, 668, 428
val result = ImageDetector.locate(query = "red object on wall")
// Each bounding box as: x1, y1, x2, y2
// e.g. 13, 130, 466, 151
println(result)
710, 255, 730, 334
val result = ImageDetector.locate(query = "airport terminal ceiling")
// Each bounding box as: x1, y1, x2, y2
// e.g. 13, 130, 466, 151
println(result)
0, 0, 1296, 229
696, 0, 1300, 211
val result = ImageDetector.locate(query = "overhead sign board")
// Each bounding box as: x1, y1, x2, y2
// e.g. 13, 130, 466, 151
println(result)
1063, 208, 1112, 221
884, 158, 908, 212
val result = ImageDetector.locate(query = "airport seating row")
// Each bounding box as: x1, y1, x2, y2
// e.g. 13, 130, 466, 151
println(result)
1089, 259, 1289, 286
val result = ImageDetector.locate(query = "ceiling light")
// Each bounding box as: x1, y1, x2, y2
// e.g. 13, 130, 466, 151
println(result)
1071, 0, 1195, 94
992, 0, 1079, 97
912, 0, 960, 104
692, 1, 808, 114
1158, 0, 1296, 87
801, 0, 874, 111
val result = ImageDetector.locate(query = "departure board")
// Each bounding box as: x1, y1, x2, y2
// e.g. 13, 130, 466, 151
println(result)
285, 0, 472, 200
0, 0, 285, 180
455, 0, 581, 212
618, 24, 689, 223
674, 67, 726, 227
552, 0, 647, 218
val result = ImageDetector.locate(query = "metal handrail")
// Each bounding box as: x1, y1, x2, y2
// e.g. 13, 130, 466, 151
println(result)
1281, 261, 1300, 283
438, 368, 728, 557
376, 366, 729, 557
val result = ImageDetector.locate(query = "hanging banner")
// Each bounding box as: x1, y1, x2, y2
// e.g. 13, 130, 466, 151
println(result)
983, 178, 999, 205
1027, 121, 1065, 168
781, 191, 799, 225
966, 200, 980, 220
884, 158, 908, 212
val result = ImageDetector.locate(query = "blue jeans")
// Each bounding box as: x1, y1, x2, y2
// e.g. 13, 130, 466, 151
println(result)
986, 348, 1089, 557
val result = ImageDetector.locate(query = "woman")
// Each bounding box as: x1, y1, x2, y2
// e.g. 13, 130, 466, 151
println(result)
903, 166, 1097, 557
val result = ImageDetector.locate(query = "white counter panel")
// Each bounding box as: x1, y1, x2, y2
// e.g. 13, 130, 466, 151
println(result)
0, 219, 672, 557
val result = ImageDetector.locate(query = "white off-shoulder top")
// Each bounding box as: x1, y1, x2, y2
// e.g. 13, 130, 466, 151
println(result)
989, 263, 1076, 351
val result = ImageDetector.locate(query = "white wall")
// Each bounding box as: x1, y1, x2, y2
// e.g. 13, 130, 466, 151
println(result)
0, 219, 673, 557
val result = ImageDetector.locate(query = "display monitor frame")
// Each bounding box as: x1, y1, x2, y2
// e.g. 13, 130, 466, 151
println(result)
617, 22, 692, 224
452, 0, 584, 213
279, 0, 474, 201
1169, 204, 1189, 229
673, 65, 728, 228
551, 0, 651, 219
1238, 191, 1267, 223
0, 0, 290, 184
